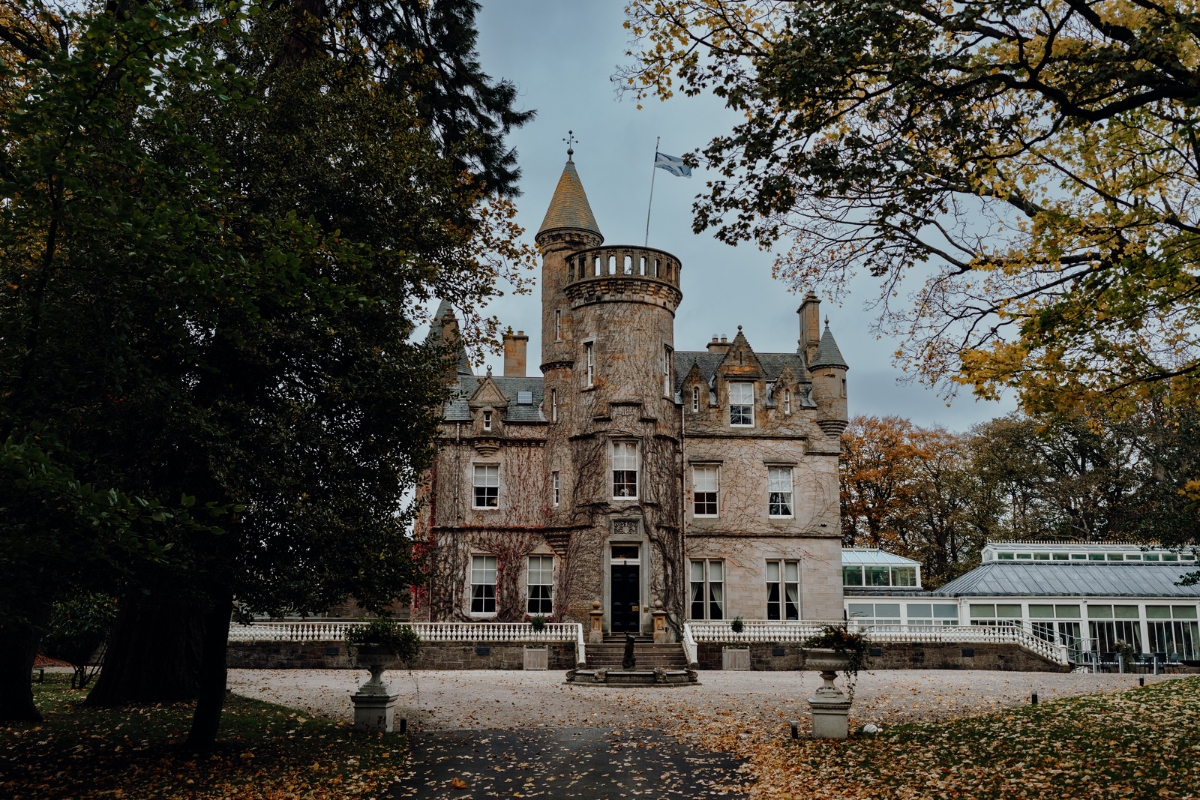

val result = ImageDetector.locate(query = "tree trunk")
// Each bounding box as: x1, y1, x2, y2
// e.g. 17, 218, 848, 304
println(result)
186, 591, 233, 750
0, 602, 51, 723
86, 597, 203, 706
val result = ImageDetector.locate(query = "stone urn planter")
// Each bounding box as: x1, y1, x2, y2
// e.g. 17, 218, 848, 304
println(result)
722, 647, 751, 671
802, 648, 853, 739
351, 644, 401, 732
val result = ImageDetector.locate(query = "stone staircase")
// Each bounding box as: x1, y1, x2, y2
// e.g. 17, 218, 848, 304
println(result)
583, 635, 690, 671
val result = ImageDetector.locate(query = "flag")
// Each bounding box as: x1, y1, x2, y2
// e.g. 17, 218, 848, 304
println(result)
654, 152, 692, 177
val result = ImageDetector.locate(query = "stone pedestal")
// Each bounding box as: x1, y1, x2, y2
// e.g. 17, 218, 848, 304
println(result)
652, 600, 668, 643
807, 675, 852, 739
589, 600, 604, 644
352, 690, 400, 732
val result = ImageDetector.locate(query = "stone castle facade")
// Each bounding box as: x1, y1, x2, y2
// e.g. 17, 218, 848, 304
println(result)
412, 155, 848, 636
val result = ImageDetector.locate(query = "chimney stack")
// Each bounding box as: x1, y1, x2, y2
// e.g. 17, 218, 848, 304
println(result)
502, 329, 529, 377
797, 292, 821, 364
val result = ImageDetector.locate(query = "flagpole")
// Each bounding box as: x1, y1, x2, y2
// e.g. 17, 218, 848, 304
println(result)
644, 135, 660, 247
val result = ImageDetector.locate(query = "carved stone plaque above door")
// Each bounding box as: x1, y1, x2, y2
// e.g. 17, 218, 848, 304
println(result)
611, 518, 640, 538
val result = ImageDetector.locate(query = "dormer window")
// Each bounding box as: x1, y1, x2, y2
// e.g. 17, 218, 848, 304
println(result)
729, 383, 754, 426
483, 410, 493, 431
784, 389, 791, 415
692, 386, 699, 412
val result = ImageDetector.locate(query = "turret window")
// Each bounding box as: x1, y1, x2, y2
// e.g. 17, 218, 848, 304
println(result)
585, 342, 595, 388
552, 471, 561, 506
729, 383, 754, 426
612, 441, 639, 500
555, 309, 562, 341
663, 345, 673, 397
551, 389, 558, 422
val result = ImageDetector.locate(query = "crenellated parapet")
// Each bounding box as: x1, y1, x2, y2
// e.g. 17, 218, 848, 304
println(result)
565, 246, 683, 313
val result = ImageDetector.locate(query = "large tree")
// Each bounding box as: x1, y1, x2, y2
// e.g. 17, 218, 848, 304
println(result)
622, 0, 1200, 414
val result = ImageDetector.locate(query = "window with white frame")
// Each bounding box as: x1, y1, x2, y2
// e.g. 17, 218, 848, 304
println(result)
470, 555, 496, 614
729, 382, 754, 426
472, 464, 499, 508
612, 441, 638, 499
692, 386, 699, 412
766, 560, 800, 620
527, 555, 553, 615
693, 465, 718, 517
848, 602, 901, 630
663, 345, 672, 397
585, 342, 595, 387
906, 603, 959, 626
784, 389, 791, 414
552, 471, 560, 506
689, 560, 724, 619
1088, 604, 1142, 653
969, 603, 1022, 627
1147, 606, 1199, 659
483, 410, 493, 431
768, 467, 793, 517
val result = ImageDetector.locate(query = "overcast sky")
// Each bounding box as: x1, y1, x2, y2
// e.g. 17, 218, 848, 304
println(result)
453, 1, 1016, 431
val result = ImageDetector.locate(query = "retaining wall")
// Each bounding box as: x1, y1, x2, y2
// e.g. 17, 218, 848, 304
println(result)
226, 641, 577, 670
695, 641, 1069, 673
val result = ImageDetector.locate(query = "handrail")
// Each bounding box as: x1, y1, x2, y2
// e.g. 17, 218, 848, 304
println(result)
681, 623, 698, 667
684, 620, 1070, 665
228, 621, 585, 648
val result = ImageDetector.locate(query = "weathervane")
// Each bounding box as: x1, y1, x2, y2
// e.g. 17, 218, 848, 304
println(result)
564, 130, 577, 162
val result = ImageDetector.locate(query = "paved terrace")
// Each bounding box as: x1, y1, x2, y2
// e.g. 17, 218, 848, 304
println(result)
228, 669, 1178, 798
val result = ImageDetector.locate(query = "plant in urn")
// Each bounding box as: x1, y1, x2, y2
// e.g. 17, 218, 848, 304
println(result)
345, 619, 421, 732
801, 625, 867, 739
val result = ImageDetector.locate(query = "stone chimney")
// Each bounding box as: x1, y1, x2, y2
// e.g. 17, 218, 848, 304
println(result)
502, 329, 529, 377
797, 292, 821, 364
706, 335, 732, 354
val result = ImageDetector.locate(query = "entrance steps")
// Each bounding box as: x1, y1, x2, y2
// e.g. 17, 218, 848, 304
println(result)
585, 642, 689, 670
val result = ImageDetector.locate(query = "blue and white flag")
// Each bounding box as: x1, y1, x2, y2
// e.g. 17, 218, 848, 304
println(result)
654, 152, 692, 177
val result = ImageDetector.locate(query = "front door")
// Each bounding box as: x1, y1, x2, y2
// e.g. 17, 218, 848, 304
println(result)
610, 564, 640, 633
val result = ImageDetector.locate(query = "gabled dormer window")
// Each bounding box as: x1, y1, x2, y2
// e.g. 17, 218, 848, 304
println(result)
483, 410, 493, 431
692, 386, 699, 412
784, 389, 791, 415
729, 383, 754, 426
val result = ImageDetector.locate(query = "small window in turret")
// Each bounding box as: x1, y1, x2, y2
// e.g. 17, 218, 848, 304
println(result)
555, 309, 562, 341
841, 378, 847, 398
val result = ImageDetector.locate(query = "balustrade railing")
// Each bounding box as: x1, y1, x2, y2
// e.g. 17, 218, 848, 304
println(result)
682, 621, 1070, 665
228, 620, 585, 663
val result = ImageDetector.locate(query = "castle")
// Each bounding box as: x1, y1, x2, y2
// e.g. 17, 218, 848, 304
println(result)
412, 153, 848, 636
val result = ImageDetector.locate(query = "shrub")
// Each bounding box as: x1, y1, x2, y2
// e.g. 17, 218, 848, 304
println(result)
731, 616, 745, 633
344, 619, 421, 667
42, 594, 117, 689
530, 615, 547, 632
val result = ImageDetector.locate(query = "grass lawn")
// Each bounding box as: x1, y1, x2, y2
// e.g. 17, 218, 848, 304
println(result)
748, 676, 1200, 799
1, 673, 405, 800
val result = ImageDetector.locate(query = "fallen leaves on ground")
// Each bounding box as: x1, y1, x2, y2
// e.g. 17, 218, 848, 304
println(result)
1, 673, 404, 799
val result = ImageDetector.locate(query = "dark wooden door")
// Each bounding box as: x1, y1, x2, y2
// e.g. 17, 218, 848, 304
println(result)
610, 565, 640, 633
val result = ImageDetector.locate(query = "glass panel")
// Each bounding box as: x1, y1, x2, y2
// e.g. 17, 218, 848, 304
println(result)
784, 584, 799, 620
1055, 605, 1081, 619
1052, 553, 1070, 560
1033, 552, 1050, 560
1088, 553, 1105, 561
970, 604, 995, 618
766, 583, 781, 620
691, 581, 705, 619
691, 560, 705, 582
1174, 606, 1198, 620
1071, 554, 1087, 560
766, 561, 780, 582
875, 604, 901, 618
611, 545, 639, 560
1143, 553, 1160, 562
1089, 605, 1113, 619
907, 604, 933, 618
1125, 554, 1141, 561
708, 582, 724, 620
1016, 553, 1032, 560
1114, 605, 1139, 619
1107, 553, 1124, 561
730, 383, 754, 404
933, 604, 959, 620
1029, 604, 1054, 618
1146, 605, 1171, 619
709, 561, 723, 582
866, 567, 891, 586
785, 561, 799, 582
1163, 553, 1179, 562
998, 552, 1015, 560
848, 603, 874, 619
842, 566, 863, 586
694, 466, 719, 491
892, 567, 917, 587
997, 604, 1022, 619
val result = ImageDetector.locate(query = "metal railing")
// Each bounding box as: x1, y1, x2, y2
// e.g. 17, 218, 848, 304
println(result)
682, 620, 1070, 665
228, 621, 585, 663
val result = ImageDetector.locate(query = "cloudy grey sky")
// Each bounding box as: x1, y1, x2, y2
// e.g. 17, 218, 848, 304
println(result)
458, 1, 1015, 431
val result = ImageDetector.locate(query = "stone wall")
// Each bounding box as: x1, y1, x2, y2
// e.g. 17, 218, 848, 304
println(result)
227, 641, 577, 670
695, 641, 1069, 673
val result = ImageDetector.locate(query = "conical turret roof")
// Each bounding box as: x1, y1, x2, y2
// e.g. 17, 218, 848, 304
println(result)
538, 160, 602, 237
426, 300, 474, 375
811, 323, 848, 369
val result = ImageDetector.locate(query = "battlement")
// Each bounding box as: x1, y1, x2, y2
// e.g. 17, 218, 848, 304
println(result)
566, 246, 681, 291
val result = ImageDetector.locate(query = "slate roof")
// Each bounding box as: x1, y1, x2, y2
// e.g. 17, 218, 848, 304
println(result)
538, 160, 602, 237
933, 562, 1200, 598
443, 374, 546, 423
426, 300, 474, 375
674, 350, 816, 407
811, 324, 848, 369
